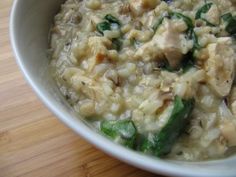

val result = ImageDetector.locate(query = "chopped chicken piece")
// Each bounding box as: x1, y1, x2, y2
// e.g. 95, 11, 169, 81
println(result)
204, 4, 220, 25
134, 40, 164, 61
62, 68, 109, 103
129, 0, 160, 16
126, 29, 153, 42
88, 36, 111, 56
74, 36, 112, 72
173, 69, 206, 99
135, 19, 189, 69
156, 19, 188, 68
138, 91, 164, 114
205, 37, 235, 97
78, 99, 96, 117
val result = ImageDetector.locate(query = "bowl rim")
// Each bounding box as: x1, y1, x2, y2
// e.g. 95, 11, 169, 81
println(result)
9, 1, 236, 177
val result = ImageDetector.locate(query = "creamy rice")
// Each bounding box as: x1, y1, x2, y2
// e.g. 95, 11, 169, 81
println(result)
49, 0, 236, 161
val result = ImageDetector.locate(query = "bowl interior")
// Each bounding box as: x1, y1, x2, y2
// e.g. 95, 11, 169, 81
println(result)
10, 1, 236, 177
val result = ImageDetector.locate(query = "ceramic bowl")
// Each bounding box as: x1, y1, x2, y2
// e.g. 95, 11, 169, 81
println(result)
10, 1, 236, 176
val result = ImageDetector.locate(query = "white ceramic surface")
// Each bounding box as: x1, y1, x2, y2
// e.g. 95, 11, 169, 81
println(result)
10, 1, 236, 177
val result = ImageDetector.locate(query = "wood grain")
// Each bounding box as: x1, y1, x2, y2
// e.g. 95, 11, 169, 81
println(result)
0, 1, 166, 177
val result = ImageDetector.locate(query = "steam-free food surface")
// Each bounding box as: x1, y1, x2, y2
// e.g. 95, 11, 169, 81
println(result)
49, 0, 236, 161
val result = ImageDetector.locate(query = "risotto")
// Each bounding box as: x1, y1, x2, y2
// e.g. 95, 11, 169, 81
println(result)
49, 0, 236, 161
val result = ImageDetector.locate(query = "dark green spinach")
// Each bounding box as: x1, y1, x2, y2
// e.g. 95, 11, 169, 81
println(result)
222, 13, 236, 36
100, 119, 137, 148
139, 96, 195, 157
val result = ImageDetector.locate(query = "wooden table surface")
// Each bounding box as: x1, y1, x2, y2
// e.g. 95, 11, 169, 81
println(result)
0, 1, 165, 177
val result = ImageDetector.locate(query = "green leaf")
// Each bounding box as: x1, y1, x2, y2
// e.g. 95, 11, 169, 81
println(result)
154, 12, 198, 72
170, 12, 194, 30
221, 13, 236, 36
156, 50, 196, 73
195, 3, 213, 19
96, 14, 123, 51
153, 96, 195, 157
136, 134, 154, 154
225, 17, 236, 35
96, 21, 111, 34
192, 31, 201, 49
137, 96, 195, 157
111, 38, 123, 51
169, 12, 201, 50
181, 51, 196, 73
100, 119, 137, 148
104, 14, 121, 26
187, 29, 201, 50
195, 3, 216, 26
140, 139, 154, 153
153, 17, 165, 32
226, 16, 236, 35
222, 13, 233, 22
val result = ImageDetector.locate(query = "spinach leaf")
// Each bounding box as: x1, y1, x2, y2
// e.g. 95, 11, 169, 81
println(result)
226, 17, 236, 35
170, 12, 194, 30
156, 31, 199, 72
153, 96, 195, 157
195, 3, 216, 26
100, 119, 137, 148
105, 14, 121, 26
222, 13, 233, 22
171, 12, 199, 71
187, 29, 201, 50
138, 96, 195, 157
136, 134, 154, 154
96, 21, 111, 34
112, 38, 123, 51
153, 17, 165, 32
152, 12, 199, 72
169, 12, 200, 50
181, 51, 196, 73
222, 13, 236, 36
154, 96, 194, 156
195, 3, 213, 19
153, 12, 194, 32
96, 14, 123, 50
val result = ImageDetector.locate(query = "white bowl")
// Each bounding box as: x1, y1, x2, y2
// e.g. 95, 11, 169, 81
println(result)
10, 1, 236, 177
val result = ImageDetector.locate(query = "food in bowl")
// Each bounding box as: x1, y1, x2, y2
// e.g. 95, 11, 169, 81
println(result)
49, 0, 236, 161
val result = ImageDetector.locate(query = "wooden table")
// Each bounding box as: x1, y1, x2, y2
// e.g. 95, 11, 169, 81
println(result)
0, 1, 165, 177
